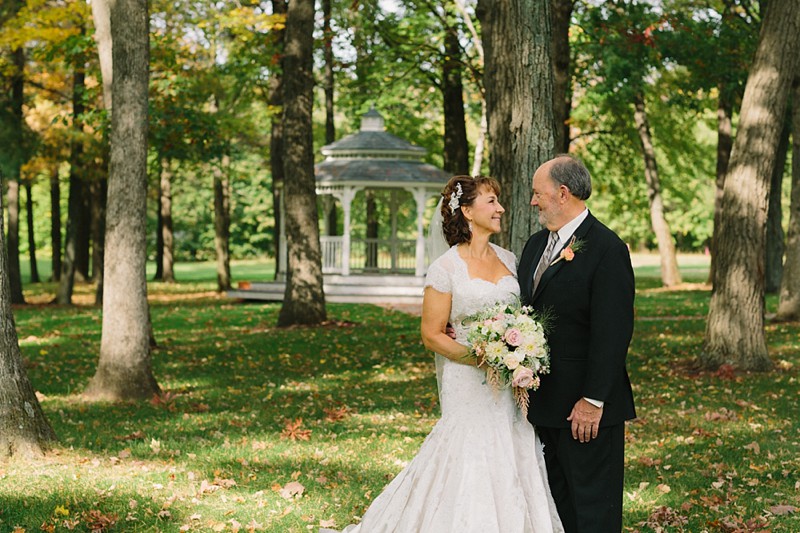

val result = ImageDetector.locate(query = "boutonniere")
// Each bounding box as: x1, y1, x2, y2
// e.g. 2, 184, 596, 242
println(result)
550, 236, 585, 266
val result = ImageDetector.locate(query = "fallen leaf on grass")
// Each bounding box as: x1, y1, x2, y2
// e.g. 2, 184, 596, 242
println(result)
743, 441, 760, 454
114, 431, 145, 441
320, 519, 336, 528
281, 418, 311, 441
769, 504, 796, 515
246, 519, 265, 531
324, 406, 352, 422
82, 509, 118, 532
279, 481, 305, 499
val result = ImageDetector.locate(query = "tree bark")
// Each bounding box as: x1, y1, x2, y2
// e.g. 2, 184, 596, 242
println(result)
776, 78, 800, 321
75, 181, 92, 283
7, 178, 25, 303
454, 0, 487, 176
49, 166, 61, 282
85, 0, 159, 401
703, 0, 800, 370
323, 0, 335, 145
551, 0, 573, 154
8, 46, 26, 304
213, 157, 232, 291
270, 0, 287, 281
160, 157, 176, 284
24, 181, 39, 284
633, 93, 682, 287
91, 0, 113, 112
766, 118, 790, 293
73, 180, 92, 283
278, 0, 326, 326
0, 192, 57, 459
56, 66, 87, 305
442, 15, 470, 175
154, 185, 164, 280
708, 90, 734, 285
91, 177, 107, 304
476, 0, 555, 255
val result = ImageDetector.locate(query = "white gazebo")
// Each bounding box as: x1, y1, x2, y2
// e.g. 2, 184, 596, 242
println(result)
230, 108, 450, 304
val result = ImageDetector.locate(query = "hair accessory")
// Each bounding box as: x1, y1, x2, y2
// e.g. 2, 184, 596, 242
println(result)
448, 183, 463, 214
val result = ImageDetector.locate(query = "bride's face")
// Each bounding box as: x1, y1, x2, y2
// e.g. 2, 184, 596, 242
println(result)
464, 186, 505, 234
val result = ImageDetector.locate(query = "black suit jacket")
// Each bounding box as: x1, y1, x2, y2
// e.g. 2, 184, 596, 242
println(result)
519, 212, 636, 429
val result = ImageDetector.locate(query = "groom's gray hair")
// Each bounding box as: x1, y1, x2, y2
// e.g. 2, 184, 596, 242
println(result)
550, 154, 592, 201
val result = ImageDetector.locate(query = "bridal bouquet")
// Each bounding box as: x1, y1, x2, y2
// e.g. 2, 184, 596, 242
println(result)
463, 301, 551, 416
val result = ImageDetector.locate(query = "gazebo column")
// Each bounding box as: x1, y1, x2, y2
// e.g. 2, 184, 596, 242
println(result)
334, 186, 358, 276
411, 187, 431, 277
389, 190, 399, 271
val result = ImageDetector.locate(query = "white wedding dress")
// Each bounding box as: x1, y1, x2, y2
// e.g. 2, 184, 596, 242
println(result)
323, 244, 563, 533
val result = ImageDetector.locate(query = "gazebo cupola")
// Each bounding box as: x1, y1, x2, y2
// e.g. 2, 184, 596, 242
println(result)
277, 107, 449, 278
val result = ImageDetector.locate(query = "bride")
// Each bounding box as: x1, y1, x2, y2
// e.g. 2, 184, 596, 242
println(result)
323, 176, 563, 532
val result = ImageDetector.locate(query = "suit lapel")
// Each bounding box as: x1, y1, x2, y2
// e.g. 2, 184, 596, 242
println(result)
532, 212, 597, 301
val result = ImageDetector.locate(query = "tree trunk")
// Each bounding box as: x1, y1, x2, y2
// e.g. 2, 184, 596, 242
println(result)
8, 46, 26, 304
56, 173, 83, 304
24, 181, 39, 284
0, 193, 57, 459
766, 119, 790, 293
7, 179, 25, 303
703, 0, 800, 371
213, 157, 231, 291
91, 0, 113, 111
551, 0, 573, 154
56, 66, 87, 305
323, 0, 334, 146
160, 157, 176, 283
708, 90, 734, 285
442, 15, 470, 175
270, 0, 288, 280
633, 93, 682, 287
454, 0, 487, 176
776, 78, 800, 321
85, 0, 159, 401
49, 166, 61, 282
74, 181, 92, 282
154, 185, 164, 280
476, 0, 555, 255
91, 177, 107, 304
278, 0, 326, 326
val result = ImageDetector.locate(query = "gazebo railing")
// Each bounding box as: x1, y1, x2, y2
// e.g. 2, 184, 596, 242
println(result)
320, 236, 418, 274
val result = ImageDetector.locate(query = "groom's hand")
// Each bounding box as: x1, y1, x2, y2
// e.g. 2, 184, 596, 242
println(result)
567, 398, 603, 443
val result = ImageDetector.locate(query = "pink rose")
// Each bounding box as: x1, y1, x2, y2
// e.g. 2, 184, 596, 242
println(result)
512, 366, 535, 388
504, 328, 523, 347
562, 246, 575, 261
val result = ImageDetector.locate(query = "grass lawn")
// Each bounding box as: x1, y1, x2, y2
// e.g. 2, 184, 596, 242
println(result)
1, 255, 798, 532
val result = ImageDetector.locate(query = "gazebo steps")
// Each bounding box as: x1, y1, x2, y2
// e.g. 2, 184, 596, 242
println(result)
226, 276, 425, 304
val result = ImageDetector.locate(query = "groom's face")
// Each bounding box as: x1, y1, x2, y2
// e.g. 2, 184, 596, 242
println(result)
530, 170, 562, 231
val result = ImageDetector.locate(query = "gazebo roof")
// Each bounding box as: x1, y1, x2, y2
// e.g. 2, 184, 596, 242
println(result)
315, 158, 450, 187
320, 130, 426, 156
316, 107, 449, 188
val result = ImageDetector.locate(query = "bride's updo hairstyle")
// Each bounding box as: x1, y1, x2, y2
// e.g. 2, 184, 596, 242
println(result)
440, 175, 501, 246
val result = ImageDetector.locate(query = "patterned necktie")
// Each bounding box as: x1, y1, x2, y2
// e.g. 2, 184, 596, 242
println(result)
532, 232, 559, 295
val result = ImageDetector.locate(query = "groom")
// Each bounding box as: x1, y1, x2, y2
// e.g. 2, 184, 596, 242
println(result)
519, 155, 636, 533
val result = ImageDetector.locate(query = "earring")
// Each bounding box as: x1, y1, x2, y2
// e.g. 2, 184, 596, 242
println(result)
468, 221, 474, 233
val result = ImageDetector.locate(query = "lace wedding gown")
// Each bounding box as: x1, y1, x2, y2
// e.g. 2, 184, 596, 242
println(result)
323, 244, 563, 533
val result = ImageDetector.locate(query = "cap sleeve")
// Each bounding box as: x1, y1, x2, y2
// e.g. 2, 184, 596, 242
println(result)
492, 243, 518, 276
424, 253, 455, 294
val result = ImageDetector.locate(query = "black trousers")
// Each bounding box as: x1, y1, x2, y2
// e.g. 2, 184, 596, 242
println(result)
537, 423, 625, 533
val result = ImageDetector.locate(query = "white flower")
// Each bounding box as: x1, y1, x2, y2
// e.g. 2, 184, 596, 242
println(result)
484, 340, 507, 362
503, 353, 520, 370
